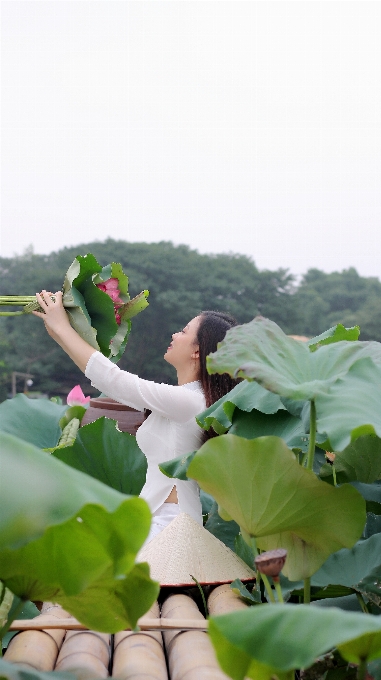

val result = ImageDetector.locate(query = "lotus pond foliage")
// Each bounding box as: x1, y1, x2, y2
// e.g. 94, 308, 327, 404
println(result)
2, 316, 381, 678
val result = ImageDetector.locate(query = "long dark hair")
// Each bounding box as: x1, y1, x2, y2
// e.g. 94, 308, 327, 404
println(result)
196, 310, 239, 410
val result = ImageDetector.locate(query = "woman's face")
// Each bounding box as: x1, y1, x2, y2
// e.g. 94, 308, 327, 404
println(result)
164, 316, 201, 370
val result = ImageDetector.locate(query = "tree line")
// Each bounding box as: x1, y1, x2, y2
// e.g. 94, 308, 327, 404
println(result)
1, 239, 380, 401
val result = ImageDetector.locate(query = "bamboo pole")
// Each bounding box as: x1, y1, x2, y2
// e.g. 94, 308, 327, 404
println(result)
3, 605, 71, 672
161, 594, 229, 680
54, 630, 110, 678
9, 618, 208, 632
112, 601, 168, 680
207, 584, 250, 615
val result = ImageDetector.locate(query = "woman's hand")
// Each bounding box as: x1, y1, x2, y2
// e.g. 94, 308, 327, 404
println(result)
32, 290, 71, 341
32, 289, 97, 373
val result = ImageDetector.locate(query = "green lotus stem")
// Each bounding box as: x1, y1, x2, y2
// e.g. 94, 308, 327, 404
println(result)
261, 573, 276, 603
0, 311, 25, 316
304, 577, 311, 604
357, 659, 368, 680
191, 575, 208, 617
332, 465, 338, 486
274, 579, 284, 603
306, 400, 316, 471
355, 592, 370, 614
0, 597, 26, 654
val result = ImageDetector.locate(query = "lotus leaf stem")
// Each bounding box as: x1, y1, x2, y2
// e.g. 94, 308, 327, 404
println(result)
261, 573, 276, 603
355, 592, 370, 614
273, 579, 284, 604
306, 400, 316, 471
0, 311, 25, 316
357, 659, 368, 680
332, 465, 338, 486
190, 575, 208, 617
303, 577, 311, 604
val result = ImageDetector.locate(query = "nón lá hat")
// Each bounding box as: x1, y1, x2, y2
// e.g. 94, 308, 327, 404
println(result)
137, 512, 256, 587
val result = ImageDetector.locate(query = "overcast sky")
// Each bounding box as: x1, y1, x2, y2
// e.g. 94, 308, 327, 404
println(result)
2, 1, 380, 279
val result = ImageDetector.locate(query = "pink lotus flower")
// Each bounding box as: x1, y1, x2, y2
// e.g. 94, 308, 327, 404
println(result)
67, 385, 91, 406
96, 278, 124, 325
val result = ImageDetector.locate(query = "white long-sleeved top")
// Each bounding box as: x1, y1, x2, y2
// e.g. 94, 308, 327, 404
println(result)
85, 352, 206, 524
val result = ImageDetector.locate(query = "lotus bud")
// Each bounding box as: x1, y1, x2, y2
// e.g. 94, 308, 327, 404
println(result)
254, 549, 287, 581
67, 385, 90, 406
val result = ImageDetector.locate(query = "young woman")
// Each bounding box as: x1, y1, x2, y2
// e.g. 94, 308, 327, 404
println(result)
34, 291, 238, 542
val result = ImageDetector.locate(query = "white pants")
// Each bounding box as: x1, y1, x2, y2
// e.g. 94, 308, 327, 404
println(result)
144, 503, 181, 546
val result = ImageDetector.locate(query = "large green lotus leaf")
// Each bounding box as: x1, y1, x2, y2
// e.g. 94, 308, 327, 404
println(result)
196, 380, 285, 434
0, 505, 157, 632
0, 431, 146, 549
350, 482, 381, 515
208, 604, 381, 678
204, 501, 240, 551
308, 324, 360, 352
70, 253, 102, 289
321, 435, 381, 484
316, 358, 381, 451
207, 317, 381, 401
0, 433, 158, 631
78, 277, 118, 355
0, 394, 67, 449
311, 533, 381, 588
62, 257, 100, 350
52, 417, 147, 495
0, 659, 73, 680
187, 435, 365, 580
229, 409, 306, 449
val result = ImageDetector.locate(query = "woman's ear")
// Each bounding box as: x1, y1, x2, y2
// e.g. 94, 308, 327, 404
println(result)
191, 346, 200, 359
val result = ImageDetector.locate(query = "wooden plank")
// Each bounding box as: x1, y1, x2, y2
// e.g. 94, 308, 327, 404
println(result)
9, 618, 208, 632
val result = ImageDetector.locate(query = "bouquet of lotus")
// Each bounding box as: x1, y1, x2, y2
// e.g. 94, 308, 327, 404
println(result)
0, 253, 149, 362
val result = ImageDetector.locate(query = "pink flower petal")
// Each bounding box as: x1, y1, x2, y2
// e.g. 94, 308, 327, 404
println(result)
67, 385, 91, 406
104, 278, 120, 290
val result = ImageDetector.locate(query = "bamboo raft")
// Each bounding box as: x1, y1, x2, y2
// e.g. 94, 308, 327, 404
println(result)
4, 585, 249, 679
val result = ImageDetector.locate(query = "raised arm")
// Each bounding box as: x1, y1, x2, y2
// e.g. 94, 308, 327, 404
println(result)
32, 290, 96, 372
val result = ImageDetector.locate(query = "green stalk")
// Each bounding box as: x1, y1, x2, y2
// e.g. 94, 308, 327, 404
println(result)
332, 465, 338, 486
304, 577, 311, 605
306, 400, 316, 471
261, 573, 276, 603
355, 592, 370, 614
357, 659, 367, 680
0, 597, 26, 655
191, 575, 208, 617
0, 311, 25, 316
274, 579, 284, 603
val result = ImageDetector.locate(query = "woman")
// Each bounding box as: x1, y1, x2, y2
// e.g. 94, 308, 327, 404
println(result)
34, 291, 238, 542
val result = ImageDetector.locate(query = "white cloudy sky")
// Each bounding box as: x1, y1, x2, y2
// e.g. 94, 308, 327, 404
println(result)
2, 1, 380, 278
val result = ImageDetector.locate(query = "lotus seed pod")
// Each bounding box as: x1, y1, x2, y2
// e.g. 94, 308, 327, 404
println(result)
254, 549, 287, 579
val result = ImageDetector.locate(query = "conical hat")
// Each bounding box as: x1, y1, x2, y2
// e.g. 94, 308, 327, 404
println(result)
137, 512, 255, 586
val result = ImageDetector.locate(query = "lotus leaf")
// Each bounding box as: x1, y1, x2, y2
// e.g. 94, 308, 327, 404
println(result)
307, 324, 360, 352
208, 604, 381, 679
0, 394, 67, 449
197, 380, 285, 434
206, 317, 381, 401
315, 358, 381, 451
319, 434, 381, 484
311, 532, 381, 589
0, 432, 158, 631
52, 417, 147, 495
187, 435, 366, 580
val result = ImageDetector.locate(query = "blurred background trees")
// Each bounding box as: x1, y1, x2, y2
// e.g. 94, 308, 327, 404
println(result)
1, 239, 380, 402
